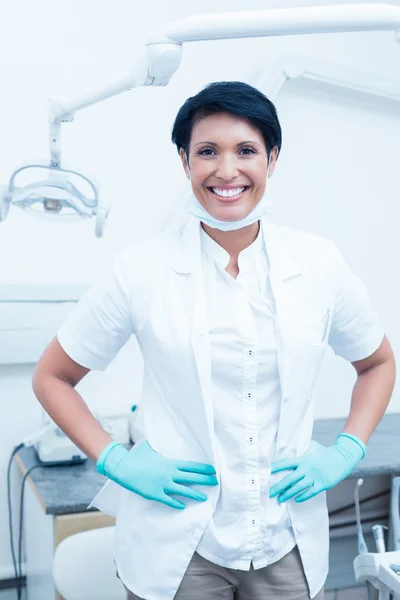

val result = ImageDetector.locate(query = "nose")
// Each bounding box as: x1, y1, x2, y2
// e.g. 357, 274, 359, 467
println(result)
214, 154, 240, 179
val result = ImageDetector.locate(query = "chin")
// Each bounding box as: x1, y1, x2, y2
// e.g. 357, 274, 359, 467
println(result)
210, 205, 253, 223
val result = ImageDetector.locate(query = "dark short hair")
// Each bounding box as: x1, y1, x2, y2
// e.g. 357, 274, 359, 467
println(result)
171, 81, 282, 165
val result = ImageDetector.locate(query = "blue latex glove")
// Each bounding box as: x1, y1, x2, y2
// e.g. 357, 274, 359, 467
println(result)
269, 433, 366, 503
96, 440, 219, 510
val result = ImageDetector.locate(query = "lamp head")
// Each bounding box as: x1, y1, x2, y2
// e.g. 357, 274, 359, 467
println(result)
0, 160, 109, 236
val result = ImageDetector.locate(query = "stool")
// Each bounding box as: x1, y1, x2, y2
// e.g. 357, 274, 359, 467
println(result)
52, 526, 126, 600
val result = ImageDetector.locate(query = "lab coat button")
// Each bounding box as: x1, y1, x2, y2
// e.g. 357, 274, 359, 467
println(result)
295, 523, 305, 534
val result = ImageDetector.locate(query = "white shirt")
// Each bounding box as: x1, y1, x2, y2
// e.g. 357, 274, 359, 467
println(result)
196, 223, 296, 569
56, 216, 385, 600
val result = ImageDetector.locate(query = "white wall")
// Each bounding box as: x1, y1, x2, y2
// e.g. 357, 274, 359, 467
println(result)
0, 0, 399, 579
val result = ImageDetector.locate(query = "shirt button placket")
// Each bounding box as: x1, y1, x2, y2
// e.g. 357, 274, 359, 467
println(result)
243, 334, 260, 545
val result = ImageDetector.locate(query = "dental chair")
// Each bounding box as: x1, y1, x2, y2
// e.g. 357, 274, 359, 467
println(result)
52, 526, 126, 600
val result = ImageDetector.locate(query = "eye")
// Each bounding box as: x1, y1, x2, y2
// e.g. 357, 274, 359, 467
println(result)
198, 148, 215, 156
197, 147, 257, 156
240, 147, 257, 155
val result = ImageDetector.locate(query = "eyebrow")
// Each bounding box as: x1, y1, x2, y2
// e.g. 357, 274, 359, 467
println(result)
193, 140, 260, 147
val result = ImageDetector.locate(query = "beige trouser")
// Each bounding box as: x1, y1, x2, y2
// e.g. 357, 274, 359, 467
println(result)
118, 545, 324, 600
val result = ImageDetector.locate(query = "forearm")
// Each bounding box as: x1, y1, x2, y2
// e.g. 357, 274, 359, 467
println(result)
343, 359, 396, 444
32, 374, 113, 462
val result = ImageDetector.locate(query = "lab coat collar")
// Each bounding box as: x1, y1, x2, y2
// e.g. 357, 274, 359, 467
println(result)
199, 218, 264, 270
171, 216, 302, 281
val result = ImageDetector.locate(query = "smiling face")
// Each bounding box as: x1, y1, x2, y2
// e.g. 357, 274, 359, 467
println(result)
180, 111, 278, 223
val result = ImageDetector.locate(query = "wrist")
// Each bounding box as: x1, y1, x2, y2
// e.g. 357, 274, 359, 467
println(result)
96, 441, 128, 476
335, 433, 366, 460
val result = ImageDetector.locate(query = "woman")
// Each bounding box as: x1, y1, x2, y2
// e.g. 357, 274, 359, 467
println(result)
32, 81, 395, 600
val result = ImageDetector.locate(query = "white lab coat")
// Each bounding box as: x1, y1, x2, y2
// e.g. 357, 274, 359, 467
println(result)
58, 215, 384, 600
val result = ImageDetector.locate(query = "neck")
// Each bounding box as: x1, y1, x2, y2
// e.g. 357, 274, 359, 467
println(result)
201, 221, 260, 261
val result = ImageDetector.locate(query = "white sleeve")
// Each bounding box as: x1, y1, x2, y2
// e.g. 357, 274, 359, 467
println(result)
56, 251, 134, 371
328, 243, 384, 362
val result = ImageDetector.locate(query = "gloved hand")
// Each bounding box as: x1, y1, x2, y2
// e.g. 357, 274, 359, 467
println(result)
96, 440, 219, 510
269, 433, 366, 503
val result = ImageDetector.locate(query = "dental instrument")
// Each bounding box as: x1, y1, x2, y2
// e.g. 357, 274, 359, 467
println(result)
1, 4, 400, 234
391, 476, 400, 550
373, 525, 389, 553
355, 478, 369, 554
353, 477, 400, 600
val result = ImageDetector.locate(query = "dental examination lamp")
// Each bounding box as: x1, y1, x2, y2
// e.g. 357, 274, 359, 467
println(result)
1, 4, 400, 236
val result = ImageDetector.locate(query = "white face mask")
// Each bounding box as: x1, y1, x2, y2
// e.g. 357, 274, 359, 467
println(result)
187, 189, 272, 231
187, 162, 273, 232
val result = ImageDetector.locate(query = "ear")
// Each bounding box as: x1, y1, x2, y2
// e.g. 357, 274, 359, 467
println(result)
179, 148, 190, 177
267, 146, 279, 177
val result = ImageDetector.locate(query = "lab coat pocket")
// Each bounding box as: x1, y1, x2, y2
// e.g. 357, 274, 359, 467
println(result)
305, 311, 330, 397
307, 309, 331, 347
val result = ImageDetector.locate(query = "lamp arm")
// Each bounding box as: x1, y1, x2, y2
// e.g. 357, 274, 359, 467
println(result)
49, 3, 400, 122
47, 3, 400, 116
47, 45, 182, 163
148, 4, 400, 44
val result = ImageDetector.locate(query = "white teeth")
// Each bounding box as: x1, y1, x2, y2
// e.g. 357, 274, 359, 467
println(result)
211, 187, 246, 198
